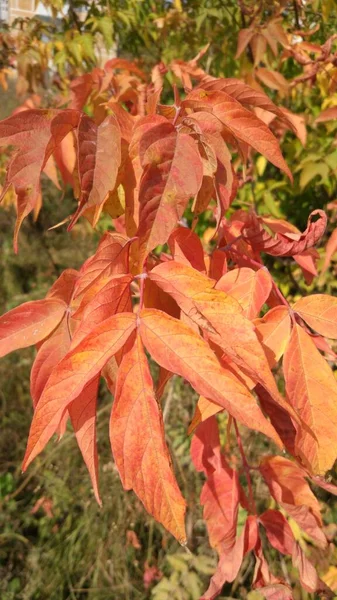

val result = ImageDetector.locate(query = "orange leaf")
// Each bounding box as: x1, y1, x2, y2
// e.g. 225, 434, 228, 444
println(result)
149, 261, 294, 420
110, 332, 186, 542
0, 298, 66, 358
191, 418, 240, 553
22, 312, 137, 471
217, 267, 272, 319
72, 273, 132, 346
30, 316, 71, 407
188, 396, 222, 434
254, 306, 292, 368
68, 376, 101, 505
284, 324, 337, 474
293, 294, 337, 339
139, 308, 282, 445
74, 232, 130, 303
183, 89, 292, 179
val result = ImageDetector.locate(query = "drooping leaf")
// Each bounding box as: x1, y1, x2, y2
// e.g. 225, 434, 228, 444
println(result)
22, 313, 137, 470
191, 419, 240, 553
284, 324, 337, 474
139, 308, 282, 445
260, 455, 327, 547
168, 226, 206, 272
0, 109, 80, 249
188, 396, 223, 434
243, 210, 327, 256
0, 298, 66, 358
201, 516, 258, 600
110, 332, 186, 542
69, 114, 121, 227
137, 130, 203, 265
293, 294, 337, 339
30, 315, 71, 407
260, 510, 295, 555
68, 376, 101, 505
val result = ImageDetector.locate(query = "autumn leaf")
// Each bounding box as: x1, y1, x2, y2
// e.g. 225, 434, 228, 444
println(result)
73, 232, 131, 305
30, 316, 71, 407
217, 267, 272, 319
293, 294, 337, 339
69, 114, 121, 228
72, 273, 132, 346
199, 78, 296, 132
0, 298, 66, 358
137, 130, 203, 265
149, 261, 295, 419
168, 226, 206, 272
284, 324, 337, 474
110, 332, 186, 542
139, 308, 282, 445
260, 510, 295, 555
201, 516, 258, 600
22, 312, 137, 471
68, 376, 101, 505
182, 89, 292, 179
190, 418, 240, 553
0, 109, 80, 250
260, 455, 327, 548
254, 306, 292, 368
243, 210, 327, 256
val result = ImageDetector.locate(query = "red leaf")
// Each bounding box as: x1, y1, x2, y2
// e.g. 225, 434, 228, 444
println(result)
168, 226, 206, 272
139, 308, 282, 445
243, 210, 327, 256
22, 312, 137, 470
199, 78, 295, 132
259, 510, 295, 555
0, 298, 66, 358
30, 316, 71, 407
201, 515, 258, 600
69, 114, 121, 227
110, 332, 186, 542
315, 107, 337, 123
137, 130, 203, 265
0, 109, 80, 249
260, 455, 327, 548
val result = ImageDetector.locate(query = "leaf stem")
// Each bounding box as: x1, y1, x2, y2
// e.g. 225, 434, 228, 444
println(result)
233, 419, 256, 515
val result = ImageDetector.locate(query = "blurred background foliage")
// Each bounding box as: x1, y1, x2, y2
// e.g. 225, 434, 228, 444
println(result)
1, 0, 337, 598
